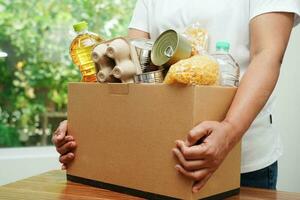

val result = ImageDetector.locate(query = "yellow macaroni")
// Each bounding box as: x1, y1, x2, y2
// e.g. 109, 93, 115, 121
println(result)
164, 55, 219, 85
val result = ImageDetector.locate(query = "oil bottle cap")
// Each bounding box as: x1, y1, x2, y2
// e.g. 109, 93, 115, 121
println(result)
73, 21, 88, 32
216, 41, 230, 52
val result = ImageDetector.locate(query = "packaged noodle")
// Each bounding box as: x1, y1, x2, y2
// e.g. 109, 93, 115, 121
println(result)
164, 55, 219, 86
183, 22, 208, 56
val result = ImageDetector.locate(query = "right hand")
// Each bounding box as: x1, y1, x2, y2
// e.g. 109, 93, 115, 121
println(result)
52, 120, 77, 170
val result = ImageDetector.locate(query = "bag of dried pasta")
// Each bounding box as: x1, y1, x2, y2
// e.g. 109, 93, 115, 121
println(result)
182, 22, 209, 56
164, 55, 219, 86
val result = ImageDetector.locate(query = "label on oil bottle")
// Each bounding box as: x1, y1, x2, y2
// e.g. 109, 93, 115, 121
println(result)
82, 38, 95, 47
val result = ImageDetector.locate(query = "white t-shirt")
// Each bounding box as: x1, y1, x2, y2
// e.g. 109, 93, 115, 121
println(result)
129, 0, 300, 173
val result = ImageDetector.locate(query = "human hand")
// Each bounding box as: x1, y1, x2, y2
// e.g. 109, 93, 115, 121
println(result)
52, 120, 77, 170
172, 121, 235, 193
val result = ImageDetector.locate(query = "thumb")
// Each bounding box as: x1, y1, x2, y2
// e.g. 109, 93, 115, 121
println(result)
53, 120, 68, 144
55, 120, 68, 140
186, 121, 212, 146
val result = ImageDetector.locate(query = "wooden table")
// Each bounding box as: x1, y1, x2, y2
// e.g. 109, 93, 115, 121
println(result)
0, 170, 299, 200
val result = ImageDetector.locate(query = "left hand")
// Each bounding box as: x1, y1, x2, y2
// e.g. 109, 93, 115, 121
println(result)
172, 121, 235, 193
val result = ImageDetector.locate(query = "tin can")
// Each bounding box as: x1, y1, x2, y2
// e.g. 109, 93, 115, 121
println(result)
139, 49, 151, 72
130, 39, 156, 73
134, 69, 164, 84
151, 29, 192, 68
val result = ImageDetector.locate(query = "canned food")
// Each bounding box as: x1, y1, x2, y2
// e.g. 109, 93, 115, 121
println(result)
130, 39, 156, 73
140, 49, 151, 72
134, 69, 164, 84
151, 29, 192, 68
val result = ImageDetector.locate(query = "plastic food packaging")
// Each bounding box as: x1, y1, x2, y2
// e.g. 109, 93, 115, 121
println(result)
70, 21, 103, 82
212, 41, 240, 87
182, 22, 208, 56
164, 55, 219, 86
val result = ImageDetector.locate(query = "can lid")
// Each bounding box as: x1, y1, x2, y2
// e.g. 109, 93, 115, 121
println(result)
73, 21, 88, 32
216, 41, 230, 52
151, 30, 178, 66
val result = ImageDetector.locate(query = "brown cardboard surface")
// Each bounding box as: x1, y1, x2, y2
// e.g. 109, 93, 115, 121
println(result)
67, 83, 240, 200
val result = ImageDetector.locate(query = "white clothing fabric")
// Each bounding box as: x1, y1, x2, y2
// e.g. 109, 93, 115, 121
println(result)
129, 0, 300, 173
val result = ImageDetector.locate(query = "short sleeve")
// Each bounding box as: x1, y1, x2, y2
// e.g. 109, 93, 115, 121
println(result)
250, 0, 300, 27
128, 0, 149, 32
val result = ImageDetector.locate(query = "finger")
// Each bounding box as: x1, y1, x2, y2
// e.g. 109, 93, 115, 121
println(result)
186, 122, 212, 146
52, 120, 74, 147
52, 120, 68, 146
192, 173, 212, 193
52, 132, 65, 147
175, 164, 210, 181
53, 135, 75, 155
61, 164, 67, 170
59, 152, 75, 165
173, 148, 207, 171
57, 141, 77, 155
65, 135, 75, 143
176, 140, 207, 160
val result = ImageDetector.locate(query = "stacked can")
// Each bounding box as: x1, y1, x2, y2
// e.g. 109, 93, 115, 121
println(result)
130, 39, 164, 83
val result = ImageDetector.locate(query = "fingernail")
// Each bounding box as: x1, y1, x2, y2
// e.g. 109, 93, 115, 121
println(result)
189, 129, 196, 135
172, 148, 176, 154
57, 132, 63, 139
175, 164, 181, 171
69, 142, 74, 147
175, 140, 182, 148
192, 187, 199, 193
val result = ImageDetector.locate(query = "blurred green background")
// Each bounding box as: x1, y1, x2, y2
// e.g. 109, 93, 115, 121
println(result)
0, 0, 136, 147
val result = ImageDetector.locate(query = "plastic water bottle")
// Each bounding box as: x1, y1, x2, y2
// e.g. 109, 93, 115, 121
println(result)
69, 21, 103, 82
212, 41, 240, 87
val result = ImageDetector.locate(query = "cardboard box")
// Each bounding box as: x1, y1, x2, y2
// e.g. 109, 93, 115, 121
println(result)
67, 83, 241, 200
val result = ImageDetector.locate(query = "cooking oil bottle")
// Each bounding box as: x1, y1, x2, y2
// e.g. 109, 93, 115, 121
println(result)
70, 21, 103, 82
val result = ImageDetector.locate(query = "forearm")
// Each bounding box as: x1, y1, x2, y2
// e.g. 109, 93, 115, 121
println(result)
222, 12, 294, 149
127, 28, 150, 39
224, 52, 281, 147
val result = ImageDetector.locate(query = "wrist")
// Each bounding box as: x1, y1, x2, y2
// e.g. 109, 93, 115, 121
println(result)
221, 119, 245, 150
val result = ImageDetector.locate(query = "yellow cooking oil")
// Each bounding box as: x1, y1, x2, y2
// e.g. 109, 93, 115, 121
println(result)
70, 21, 103, 82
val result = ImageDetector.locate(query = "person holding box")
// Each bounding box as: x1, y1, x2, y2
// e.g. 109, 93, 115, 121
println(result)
52, 0, 300, 192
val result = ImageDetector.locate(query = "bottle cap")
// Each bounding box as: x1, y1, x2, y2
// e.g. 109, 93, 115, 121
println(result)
73, 21, 88, 32
216, 41, 230, 52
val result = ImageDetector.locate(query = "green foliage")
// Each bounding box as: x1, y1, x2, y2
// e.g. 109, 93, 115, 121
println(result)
0, 0, 136, 147
0, 124, 20, 147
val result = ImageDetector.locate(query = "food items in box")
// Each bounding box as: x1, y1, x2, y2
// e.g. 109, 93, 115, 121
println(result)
151, 29, 192, 68
183, 22, 208, 56
130, 39, 159, 73
70, 21, 103, 82
164, 55, 219, 85
92, 37, 142, 83
134, 69, 164, 83
212, 41, 240, 87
